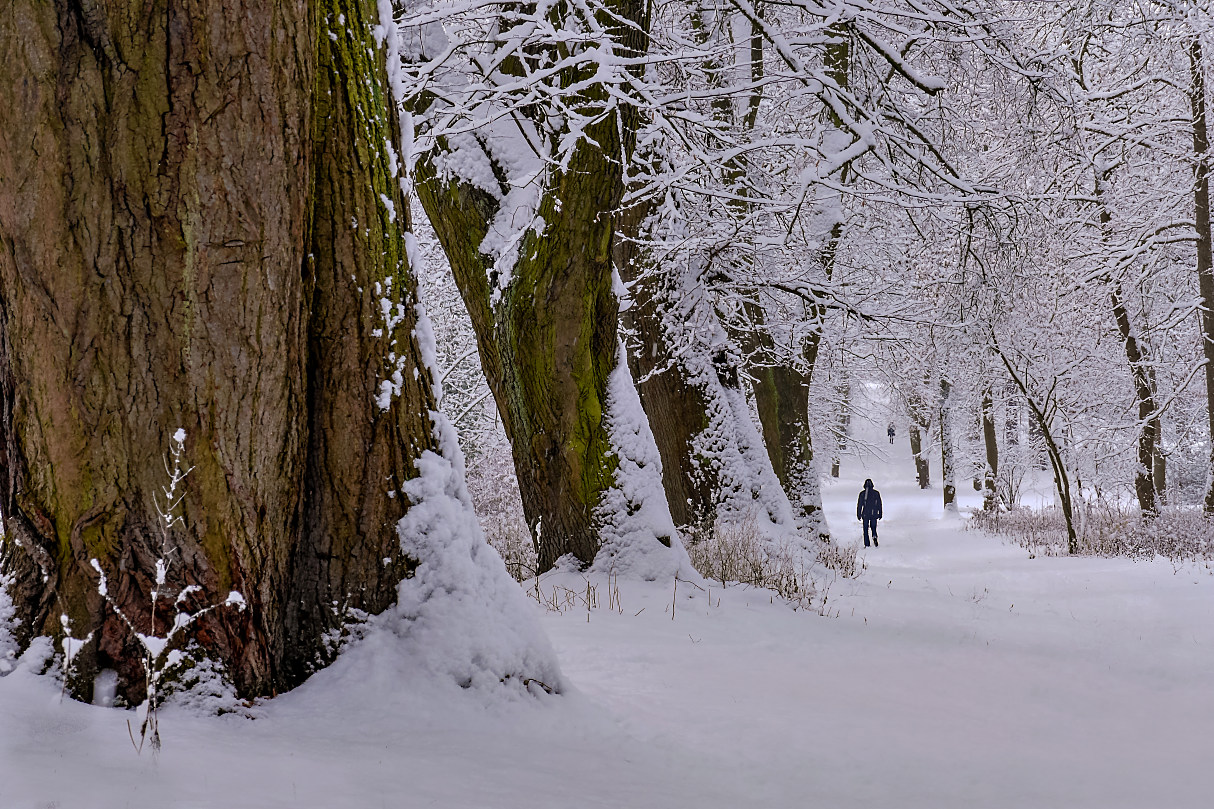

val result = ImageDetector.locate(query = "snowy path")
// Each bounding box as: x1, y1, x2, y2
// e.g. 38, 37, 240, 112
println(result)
538, 413, 1214, 808
2, 409, 1213, 807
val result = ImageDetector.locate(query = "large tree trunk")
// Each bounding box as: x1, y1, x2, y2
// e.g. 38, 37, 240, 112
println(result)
415, 149, 623, 573
981, 386, 999, 510
0, 0, 437, 701
411, 0, 676, 574
749, 360, 825, 534
1189, 36, 1214, 515
939, 378, 957, 513
741, 302, 827, 539
1095, 166, 1160, 518
721, 13, 845, 539
616, 206, 793, 537
909, 422, 930, 489
614, 200, 720, 533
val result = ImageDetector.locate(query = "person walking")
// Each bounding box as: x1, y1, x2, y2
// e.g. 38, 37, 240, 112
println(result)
857, 478, 883, 547
887, 423, 896, 444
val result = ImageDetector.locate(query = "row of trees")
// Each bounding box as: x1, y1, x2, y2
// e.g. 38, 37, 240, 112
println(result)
866, 1, 1214, 552
408, 0, 1214, 558
3, 0, 1213, 702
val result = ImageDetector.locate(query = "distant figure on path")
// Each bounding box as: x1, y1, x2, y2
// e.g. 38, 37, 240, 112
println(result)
857, 478, 883, 547
887, 423, 896, 444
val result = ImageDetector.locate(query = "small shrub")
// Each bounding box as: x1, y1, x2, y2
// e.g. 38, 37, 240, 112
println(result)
87, 430, 247, 752
684, 519, 861, 611
817, 539, 861, 579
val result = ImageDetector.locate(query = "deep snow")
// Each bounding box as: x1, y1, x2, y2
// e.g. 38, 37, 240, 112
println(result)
2, 412, 1212, 808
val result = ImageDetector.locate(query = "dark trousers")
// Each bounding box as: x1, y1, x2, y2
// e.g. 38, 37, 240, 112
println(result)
863, 517, 879, 546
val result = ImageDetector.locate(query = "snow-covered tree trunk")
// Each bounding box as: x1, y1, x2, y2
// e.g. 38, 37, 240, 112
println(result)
830, 373, 851, 479
1095, 166, 1160, 518
739, 301, 827, 539
617, 209, 796, 539
410, 0, 682, 575
749, 361, 826, 535
616, 207, 715, 532
981, 386, 999, 511
1189, 35, 1214, 515
939, 378, 958, 513
0, 0, 441, 700
909, 423, 930, 489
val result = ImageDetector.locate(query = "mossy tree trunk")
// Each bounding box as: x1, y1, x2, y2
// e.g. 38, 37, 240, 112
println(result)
749, 22, 849, 521
412, 0, 662, 573
750, 362, 821, 527
0, 0, 437, 701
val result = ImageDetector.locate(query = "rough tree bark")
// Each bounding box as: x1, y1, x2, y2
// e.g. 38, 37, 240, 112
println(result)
748, 351, 825, 534
939, 378, 957, 513
1189, 36, 1214, 515
1095, 165, 1160, 517
981, 386, 999, 510
412, 0, 670, 573
909, 423, 930, 489
0, 0, 437, 701
616, 203, 715, 532
695, 5, 826, 540
829, 372, 851, 479
739, 297, 824, 535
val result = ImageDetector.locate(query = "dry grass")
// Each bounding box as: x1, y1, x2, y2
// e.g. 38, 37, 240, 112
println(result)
684, 519, 862, 611
969, 505, 1214, 562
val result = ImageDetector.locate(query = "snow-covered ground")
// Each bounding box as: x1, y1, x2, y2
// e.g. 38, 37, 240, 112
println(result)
2, 414, 1212, 808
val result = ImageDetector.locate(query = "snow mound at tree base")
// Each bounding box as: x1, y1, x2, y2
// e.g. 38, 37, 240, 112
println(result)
0, 575, 17, 676
393, 442, 564, 694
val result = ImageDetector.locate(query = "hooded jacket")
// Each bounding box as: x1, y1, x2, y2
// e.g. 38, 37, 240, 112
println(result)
857, 479, 883, 520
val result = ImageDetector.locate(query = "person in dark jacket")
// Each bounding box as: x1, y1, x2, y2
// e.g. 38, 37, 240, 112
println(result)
857, 478, 882, 547
887, 423, 896, 444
